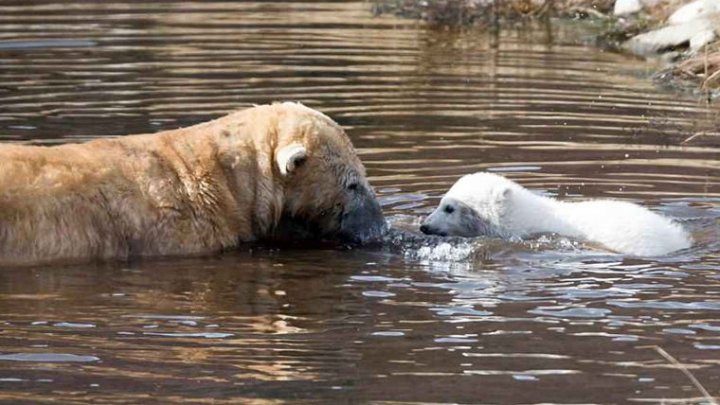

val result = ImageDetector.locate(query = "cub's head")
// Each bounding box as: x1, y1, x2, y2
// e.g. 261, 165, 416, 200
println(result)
420, 172, 517, 238
269, 102, 386, 244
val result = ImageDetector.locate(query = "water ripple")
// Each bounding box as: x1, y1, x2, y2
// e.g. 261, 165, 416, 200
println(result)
0, 1, 718, 403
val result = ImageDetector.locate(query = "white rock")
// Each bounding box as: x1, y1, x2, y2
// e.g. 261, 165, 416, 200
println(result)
669, 0, 720, 25
624, 17, 716, 55
614, 0, 643, 15
690, 29, 717, 51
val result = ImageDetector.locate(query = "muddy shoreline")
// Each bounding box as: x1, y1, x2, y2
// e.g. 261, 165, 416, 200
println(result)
371, 0, 720, 95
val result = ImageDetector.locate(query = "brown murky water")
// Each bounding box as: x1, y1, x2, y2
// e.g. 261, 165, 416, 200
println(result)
1, 1, 720, 403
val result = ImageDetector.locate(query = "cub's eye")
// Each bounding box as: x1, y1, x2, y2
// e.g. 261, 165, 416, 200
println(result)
347, 182, 359, 191
444, 205, 455, 214
293, 155, 307, 168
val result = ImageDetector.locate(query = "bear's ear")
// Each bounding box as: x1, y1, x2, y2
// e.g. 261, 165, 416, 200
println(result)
276, 143, 307, 176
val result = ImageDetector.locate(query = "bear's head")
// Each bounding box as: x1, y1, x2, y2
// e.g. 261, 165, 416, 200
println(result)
269, 103, 386, 244
420, 172, 518, 238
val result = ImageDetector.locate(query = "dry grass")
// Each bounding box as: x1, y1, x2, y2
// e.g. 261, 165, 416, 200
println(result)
372, 0, 616, 26
671, 45, 720, 89
644, 346, 718, 405
640, 0, 692, 21
557, 0, 614, 13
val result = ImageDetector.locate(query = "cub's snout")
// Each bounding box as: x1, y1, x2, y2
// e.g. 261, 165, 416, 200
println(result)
420, 197, 484, 238
419, 223, 446, 236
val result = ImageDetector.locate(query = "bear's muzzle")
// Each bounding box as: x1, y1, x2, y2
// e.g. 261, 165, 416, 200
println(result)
338, 185, 387, 244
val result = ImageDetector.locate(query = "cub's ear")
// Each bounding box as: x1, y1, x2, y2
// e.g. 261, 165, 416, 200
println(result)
276, 143, 307, 176
495, 186, 512, 203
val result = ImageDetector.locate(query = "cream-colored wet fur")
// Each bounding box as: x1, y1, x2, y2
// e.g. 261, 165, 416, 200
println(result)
0, 102, 382, 266
423, 172, 692, 256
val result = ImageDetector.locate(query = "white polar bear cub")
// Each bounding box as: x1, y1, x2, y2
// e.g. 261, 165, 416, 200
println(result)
420, 172, 692, 256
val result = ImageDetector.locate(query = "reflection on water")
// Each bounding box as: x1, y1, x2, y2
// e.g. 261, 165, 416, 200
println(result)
0, 1, 719, 403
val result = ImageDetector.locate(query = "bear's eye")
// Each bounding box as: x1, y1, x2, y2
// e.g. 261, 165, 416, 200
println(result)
444, 205, 455, 214
347, 182, 359, 191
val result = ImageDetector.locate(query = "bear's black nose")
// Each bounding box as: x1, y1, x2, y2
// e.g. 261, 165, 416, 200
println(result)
420, 225, 430, 234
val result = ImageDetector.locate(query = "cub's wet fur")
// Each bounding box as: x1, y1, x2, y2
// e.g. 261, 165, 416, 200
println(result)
421, 172, 691, 256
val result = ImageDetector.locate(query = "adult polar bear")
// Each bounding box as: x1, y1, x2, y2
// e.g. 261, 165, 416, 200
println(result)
421, 172, 692, 256
0, 102, 386, 266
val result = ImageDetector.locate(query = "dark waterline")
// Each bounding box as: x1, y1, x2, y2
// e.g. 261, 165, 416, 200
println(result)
1, 1, 719, 403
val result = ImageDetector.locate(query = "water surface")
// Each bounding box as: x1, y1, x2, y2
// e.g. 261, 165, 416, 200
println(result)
1, 1, 719, 403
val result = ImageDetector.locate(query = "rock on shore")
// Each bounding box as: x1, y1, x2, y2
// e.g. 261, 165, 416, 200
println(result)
622, 0, 720, 57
